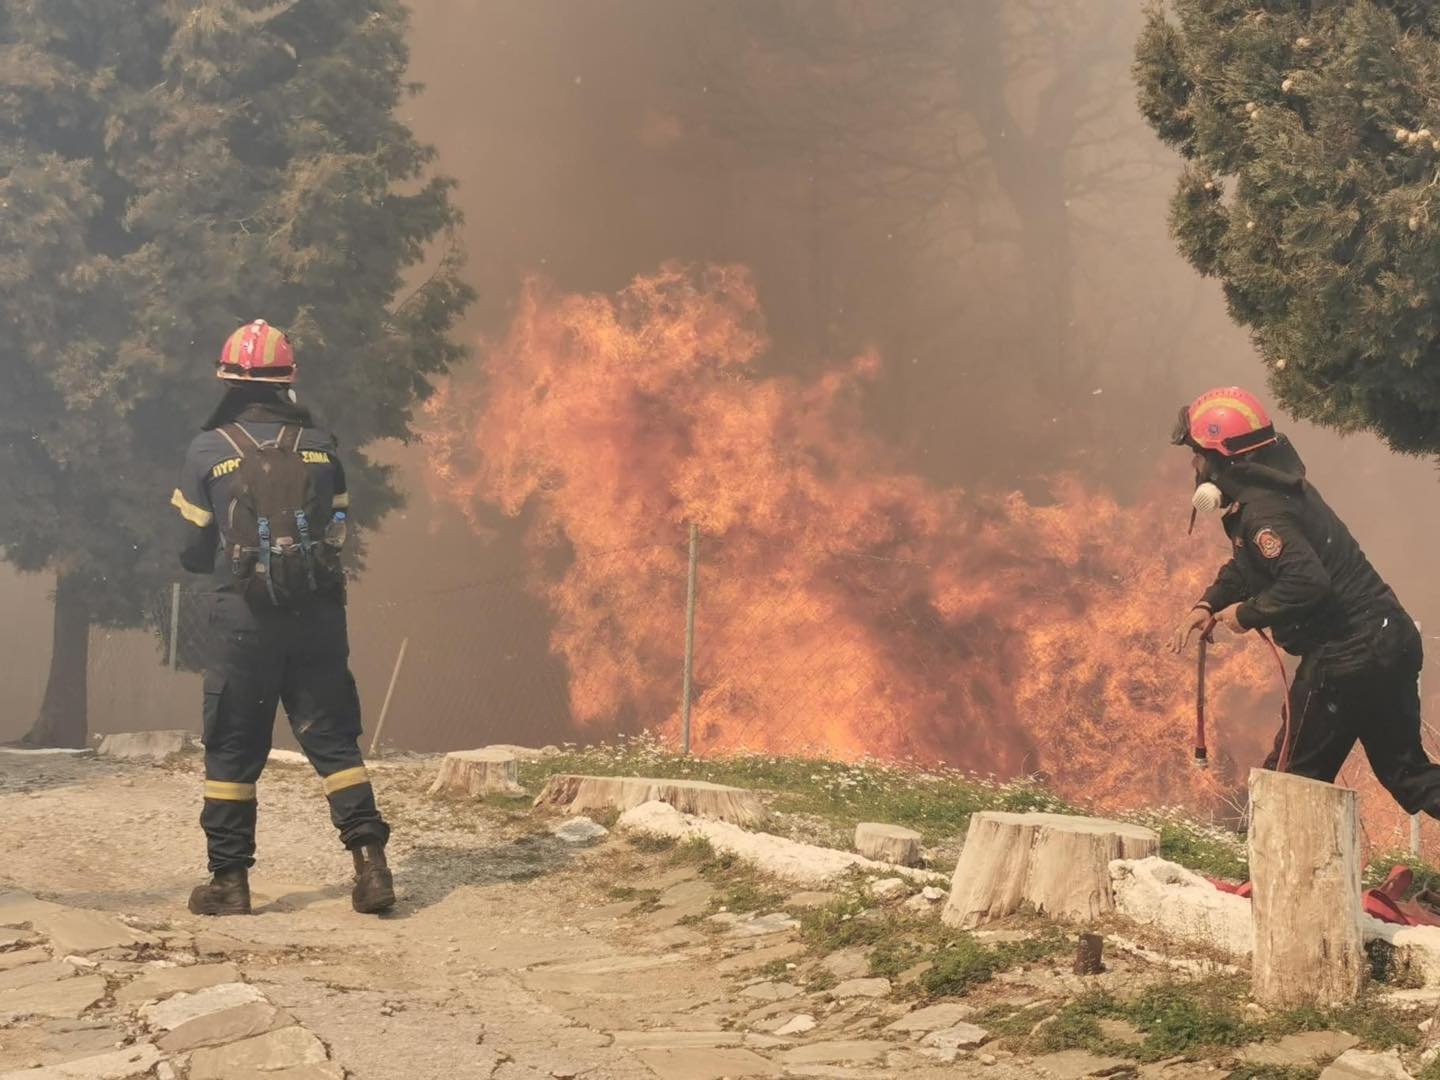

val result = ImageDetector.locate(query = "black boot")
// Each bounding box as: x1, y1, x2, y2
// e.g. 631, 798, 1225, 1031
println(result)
351, 844, 395, 914
188, 866, 251, 916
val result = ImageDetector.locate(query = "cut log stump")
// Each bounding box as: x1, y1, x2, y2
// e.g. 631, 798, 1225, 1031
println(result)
941, 811, 1158, 929
1249, 769, 1364, 1008
534, 775, 765, 827
855, 823, 923, 867
428, 748, 525, 799
1073, 933, 1105, 975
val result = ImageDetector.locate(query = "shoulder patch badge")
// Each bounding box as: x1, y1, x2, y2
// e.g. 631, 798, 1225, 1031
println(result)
1254, 528, 1284, 559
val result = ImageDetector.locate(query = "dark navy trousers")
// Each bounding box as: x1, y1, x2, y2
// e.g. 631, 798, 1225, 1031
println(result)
201, 592, 390, 872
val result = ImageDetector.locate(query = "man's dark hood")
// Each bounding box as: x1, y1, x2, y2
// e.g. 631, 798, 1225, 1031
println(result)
203, 383, 315, 431
1214, 435, 1307, 503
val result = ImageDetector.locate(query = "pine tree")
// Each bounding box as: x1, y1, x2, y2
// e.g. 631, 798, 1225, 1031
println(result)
1136, 2, 1440, 453
0, 0, 472, 746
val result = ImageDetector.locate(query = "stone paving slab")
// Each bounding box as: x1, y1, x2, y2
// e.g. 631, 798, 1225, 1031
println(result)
0, 898, 346, 1080
0, 975, 106, 1020
38, 912, 153, 957
780, 1041, 891, 1066
610, 1030, 745, 1049
158, 1000, 292, 1054
213, 1066, 346, 1080
633, 1046, 783, 1079
0, 948, 49, 973
0, 1041, 160, 1079
115, 963, 242, 1005
0, 894, 67, 928
187, 1026, 330, 1079
141, 983, 268, 1031
0, 961, 73, 992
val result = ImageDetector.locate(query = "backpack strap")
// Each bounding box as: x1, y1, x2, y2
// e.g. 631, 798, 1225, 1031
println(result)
229, 423, 294, 451
257, 516, 278, 606
291, 425, 317, 593
217, 425, 247, 458
294, 509, 319, 593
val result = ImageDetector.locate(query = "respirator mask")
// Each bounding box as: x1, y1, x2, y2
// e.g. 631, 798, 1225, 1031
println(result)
1192, 482, 1224, 515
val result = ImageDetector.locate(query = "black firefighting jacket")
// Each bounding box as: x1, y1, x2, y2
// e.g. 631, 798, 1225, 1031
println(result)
171, 392, 349, 597
1197, 436, 1405, 665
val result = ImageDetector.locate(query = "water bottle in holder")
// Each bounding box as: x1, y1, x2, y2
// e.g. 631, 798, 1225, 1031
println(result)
325, 510, 348, 549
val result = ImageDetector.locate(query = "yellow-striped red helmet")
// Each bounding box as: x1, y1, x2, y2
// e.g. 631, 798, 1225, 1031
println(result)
1172, 387, 1276, 457
217, 320, 296, 383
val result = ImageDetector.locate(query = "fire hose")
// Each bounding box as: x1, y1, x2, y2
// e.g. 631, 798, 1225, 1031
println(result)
1193, 616, 1294, 773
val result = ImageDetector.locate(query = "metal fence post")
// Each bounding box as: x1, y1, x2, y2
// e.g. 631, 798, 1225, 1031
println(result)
1414, 620, 1425, 858
168, 582, 182, 670
369, 636, 410, 758
681, 523, 699, 755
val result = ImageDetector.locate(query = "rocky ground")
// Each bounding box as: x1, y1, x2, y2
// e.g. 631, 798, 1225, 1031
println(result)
0, 749, 1431, 1079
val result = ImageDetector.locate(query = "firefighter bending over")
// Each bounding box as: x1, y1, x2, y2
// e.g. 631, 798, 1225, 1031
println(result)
1168, 387, 1440, 815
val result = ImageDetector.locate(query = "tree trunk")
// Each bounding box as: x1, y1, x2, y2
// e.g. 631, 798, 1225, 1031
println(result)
534, 774, 766, 827
428, 749, 526, 798
942, 811, 1158, 929
855, 823, 924, 867
1249, 769, 1365, 1008
23, 570, 90, 749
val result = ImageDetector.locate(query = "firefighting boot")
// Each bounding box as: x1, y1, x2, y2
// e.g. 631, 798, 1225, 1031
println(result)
188, 866, 252, 916
351, 844, 395, 914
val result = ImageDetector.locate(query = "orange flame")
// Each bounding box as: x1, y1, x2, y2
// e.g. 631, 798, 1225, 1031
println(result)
424, 264, 1295, 818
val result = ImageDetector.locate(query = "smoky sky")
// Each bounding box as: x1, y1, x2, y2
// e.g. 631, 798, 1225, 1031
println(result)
7, 0, 1440, 760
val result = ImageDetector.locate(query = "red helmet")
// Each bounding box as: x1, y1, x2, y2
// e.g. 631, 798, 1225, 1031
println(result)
217, 320, 296, 383
1172, 387, 1276, 457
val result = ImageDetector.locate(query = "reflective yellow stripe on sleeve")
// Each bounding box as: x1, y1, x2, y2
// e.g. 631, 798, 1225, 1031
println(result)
322, 766, 371, 796
204, 780, 257, 801
332, 491, 350, 510
171, 488, 214, 527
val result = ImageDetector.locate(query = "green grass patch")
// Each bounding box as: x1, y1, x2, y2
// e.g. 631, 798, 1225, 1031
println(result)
1151, 820, 1249, 882
1269, 1000, 1419, 1051
521, 738, 1257, 881
605, 885, 660, 905
519, 739, 1078, 844
1000, 976, 1422, 1068
624, 833, 677, 854
1364, 850, 1440, 899
757, 957, 794, 979
976, 1002, 1059, 1040
805, 968, 839, 993
795, 896, 1066, 998
922, 931, 1067, 998
1001, 978, 1263, 1063
798, 897, 895, 953
713, 879, 786, 915
1126, 980, 1258, 1059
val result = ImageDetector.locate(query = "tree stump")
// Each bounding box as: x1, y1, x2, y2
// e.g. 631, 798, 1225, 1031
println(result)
428, 748, 525, 798
533, 775, 765, 827
1073, 933, 1105, 975
855, 823, 923, 866
941, 812, 1158, 929
1249, 769, 1365, 1008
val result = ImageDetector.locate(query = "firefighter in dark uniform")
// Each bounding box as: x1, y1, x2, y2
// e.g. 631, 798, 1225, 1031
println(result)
1168, 387, 1440, 816
171, 319, 394, 916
